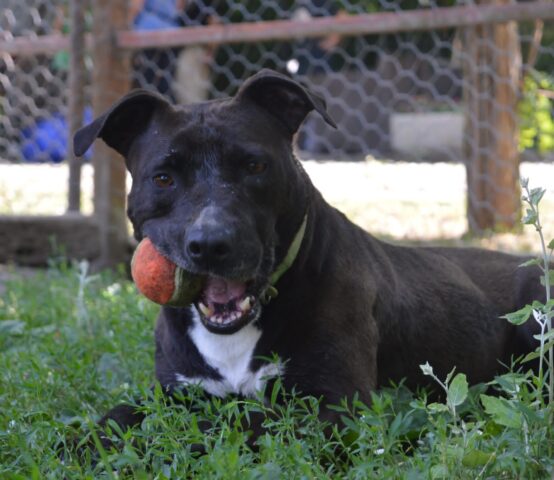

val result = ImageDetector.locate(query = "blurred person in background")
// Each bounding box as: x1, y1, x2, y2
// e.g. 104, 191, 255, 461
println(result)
131, 0, 217, 104
130, 0, 183, 101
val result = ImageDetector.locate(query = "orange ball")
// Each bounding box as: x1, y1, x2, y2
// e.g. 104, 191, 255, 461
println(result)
131, 238, 203, 306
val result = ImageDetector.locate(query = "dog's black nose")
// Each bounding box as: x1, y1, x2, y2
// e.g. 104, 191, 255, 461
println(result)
185, 206, 235, 267
186, 231, 232, 263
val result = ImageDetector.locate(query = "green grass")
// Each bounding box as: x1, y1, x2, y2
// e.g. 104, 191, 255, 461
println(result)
1, 262, 554, 479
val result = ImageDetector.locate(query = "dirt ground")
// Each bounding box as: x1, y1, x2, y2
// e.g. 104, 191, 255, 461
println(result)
0, 158, 553, 254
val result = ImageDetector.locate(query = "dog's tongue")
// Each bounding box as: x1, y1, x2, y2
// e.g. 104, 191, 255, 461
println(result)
204, 276, 247, 304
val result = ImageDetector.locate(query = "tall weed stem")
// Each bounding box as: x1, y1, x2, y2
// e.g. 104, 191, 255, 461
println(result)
521, 179, 553, 404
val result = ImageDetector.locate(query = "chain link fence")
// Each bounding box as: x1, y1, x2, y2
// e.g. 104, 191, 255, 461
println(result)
131, 0, 467, 159
1, 0, 553, 263
129, 1, 553, 164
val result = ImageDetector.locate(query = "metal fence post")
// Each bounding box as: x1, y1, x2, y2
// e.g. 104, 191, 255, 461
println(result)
91, 0, 130, 267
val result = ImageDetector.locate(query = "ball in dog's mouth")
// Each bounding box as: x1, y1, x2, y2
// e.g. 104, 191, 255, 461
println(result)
195, 276, 260, 333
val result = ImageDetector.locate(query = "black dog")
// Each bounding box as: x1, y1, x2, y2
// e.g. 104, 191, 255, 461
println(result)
74, 69, 547, 443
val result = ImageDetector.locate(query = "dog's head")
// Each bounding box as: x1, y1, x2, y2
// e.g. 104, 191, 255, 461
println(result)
74, 69, 335, 334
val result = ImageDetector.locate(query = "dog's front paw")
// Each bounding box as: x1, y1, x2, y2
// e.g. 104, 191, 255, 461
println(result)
56, 403, 146, 466
98, 403, 145, 432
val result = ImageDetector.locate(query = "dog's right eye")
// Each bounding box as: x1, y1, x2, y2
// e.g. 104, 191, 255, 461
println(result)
152, 174, 175, 188
246, 160, 267, 175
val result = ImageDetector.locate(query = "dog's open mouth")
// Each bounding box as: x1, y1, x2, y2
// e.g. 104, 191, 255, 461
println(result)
195, 276, 260, 333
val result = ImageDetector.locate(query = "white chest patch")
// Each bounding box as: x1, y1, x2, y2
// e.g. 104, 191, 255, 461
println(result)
175, 307, 283, 398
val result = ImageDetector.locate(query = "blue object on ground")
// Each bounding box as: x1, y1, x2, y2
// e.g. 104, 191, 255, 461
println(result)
21, 107, 92, 163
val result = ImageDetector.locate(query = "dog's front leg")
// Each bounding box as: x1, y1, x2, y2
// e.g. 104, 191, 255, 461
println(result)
235, 399, 343, 452
90, 384, 353, 455
94, 387, 211, 449
60, 402, 146, 463
96, 389, 264, 454
87, 401, 149, 456
98, 403, 145, 438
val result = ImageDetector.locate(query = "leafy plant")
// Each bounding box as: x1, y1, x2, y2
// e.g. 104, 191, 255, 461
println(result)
420, 362, 468, 420
518, 72, 554, 154
503, 178, 553, 404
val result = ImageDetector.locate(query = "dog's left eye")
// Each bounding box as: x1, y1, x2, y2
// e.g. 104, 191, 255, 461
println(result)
152, 174, 175, 188
246, 160, 267, 175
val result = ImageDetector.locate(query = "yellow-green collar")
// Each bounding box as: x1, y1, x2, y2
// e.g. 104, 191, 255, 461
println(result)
262, 213, 308, 304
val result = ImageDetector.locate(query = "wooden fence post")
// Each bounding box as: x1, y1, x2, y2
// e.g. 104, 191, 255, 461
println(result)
67, 0, 86, 213
91, 0, 131, 267
464, 0, 521, 233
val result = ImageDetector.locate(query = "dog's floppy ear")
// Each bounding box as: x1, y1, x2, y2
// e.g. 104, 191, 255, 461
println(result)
236, 69, 337, 134
74, 89, 169, 158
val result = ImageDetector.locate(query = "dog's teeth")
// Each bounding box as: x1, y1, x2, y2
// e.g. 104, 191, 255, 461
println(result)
198, 302, 213, 317
239, 296, 252, 312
